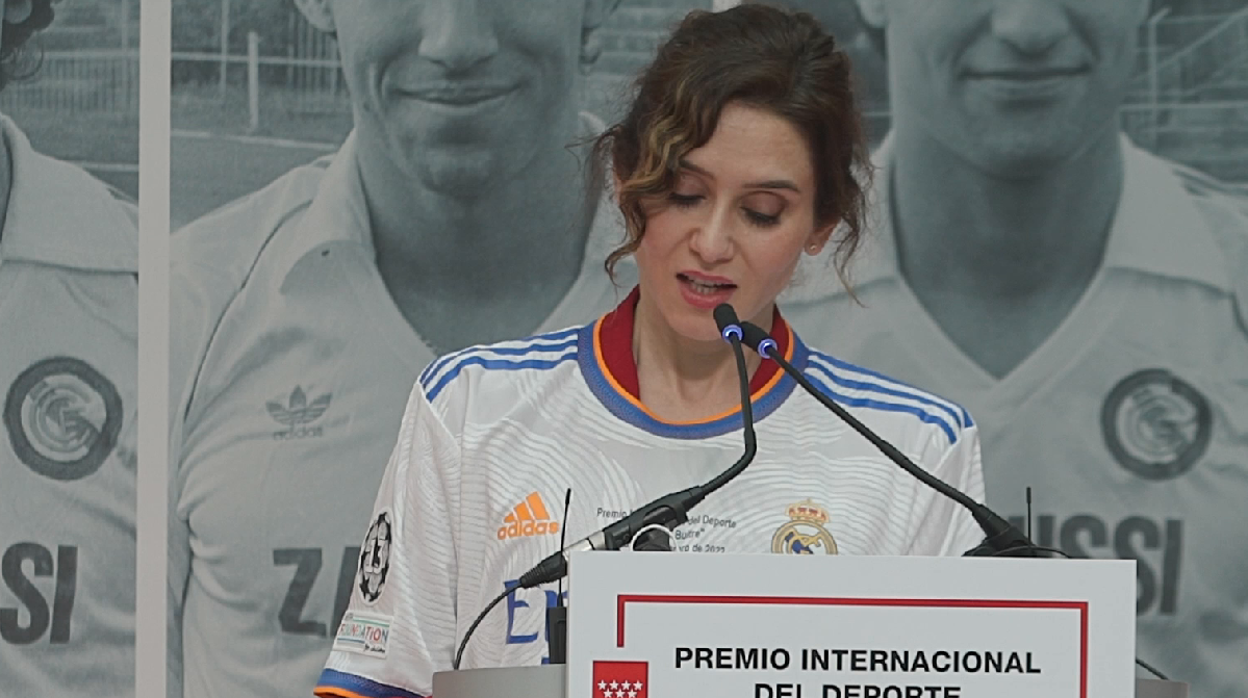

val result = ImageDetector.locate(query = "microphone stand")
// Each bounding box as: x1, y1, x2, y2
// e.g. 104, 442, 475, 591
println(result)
736, 321, 1039, 557
738, 321, 1177, 679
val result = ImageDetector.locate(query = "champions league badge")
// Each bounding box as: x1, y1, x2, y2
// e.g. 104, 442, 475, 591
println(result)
1101, 369, 1212, 481
358, 510, 393, 605
4, 357, 123, 481
771, 500, 838, 555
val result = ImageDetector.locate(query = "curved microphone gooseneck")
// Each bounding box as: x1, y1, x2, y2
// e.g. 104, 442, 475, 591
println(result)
736, 320, 1037, 558
737, 320, 1173, 680
452, 304, 758, 669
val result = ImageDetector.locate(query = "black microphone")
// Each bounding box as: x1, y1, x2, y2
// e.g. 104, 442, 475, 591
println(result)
738, 321, 1175, 679
737, 320, 1038, 557
452, 304, 760, 670
513, 304, 758, 590
545, 488, 573, 665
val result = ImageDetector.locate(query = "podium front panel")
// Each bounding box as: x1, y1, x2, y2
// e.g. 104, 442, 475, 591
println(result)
426, 669, 1186, 698
432, 665, 565, 698
565, 552, 1136, 698
1135, 679, 1188, 698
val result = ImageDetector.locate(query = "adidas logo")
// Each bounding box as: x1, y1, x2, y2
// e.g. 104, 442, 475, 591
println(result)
498, 492, 561, 541
267, 386, 332, 440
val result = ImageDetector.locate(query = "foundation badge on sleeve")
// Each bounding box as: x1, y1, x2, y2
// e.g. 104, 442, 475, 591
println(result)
5, 357, 123, 481
358, 510, 393, 604
1101, 369, 1211, 481
333, 610, 392, 658
771, 500, 838, 555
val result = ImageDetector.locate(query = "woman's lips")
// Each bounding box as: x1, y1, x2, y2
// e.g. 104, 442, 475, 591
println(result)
677, 272, 736, 309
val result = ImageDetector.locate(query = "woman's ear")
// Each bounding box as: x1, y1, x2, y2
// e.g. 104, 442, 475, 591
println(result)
805, 219, 839, 256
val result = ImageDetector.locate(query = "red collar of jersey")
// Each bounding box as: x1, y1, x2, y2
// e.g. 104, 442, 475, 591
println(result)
597, 286, 791, 402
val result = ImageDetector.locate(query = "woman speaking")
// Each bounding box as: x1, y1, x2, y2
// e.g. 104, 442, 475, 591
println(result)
316, 6, 983, 698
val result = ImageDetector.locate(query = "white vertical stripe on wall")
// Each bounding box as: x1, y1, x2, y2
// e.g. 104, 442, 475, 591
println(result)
137, 0, 171, 693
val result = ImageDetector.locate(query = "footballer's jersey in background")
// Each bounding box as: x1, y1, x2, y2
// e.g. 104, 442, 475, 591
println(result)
781, 137, 1248, 698
169, 125, 635, 698
0, 116, 138, 697
315, 314, 985, 698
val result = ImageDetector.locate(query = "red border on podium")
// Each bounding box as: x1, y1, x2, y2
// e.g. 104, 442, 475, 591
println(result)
615, 595, 1089, 697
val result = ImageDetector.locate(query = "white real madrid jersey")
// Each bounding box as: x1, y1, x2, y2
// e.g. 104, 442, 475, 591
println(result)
781, 139, 1248, 697
315, 313, 984, 698
0, 116, 138, 697
170, 127, 634, 698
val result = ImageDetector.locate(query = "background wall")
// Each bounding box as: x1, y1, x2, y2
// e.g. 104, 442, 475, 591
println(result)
2, 1, 139, 696
168, 0, 708, 228
2, 0, 139, 196
162, 1, 1247, 697
165, 3, 709, 698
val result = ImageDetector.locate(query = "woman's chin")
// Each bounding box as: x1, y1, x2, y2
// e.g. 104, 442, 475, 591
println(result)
669, 316, 730, 347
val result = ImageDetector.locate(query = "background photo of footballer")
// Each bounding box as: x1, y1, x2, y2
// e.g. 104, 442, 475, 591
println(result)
761, 0, 1248, 696
0, 0, 139, 696
162, 1, 716, 697
165, 0, 1248, 696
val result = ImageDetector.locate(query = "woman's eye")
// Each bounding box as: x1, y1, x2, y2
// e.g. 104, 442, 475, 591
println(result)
745, 209, 781, 227
669, 192, 703, 208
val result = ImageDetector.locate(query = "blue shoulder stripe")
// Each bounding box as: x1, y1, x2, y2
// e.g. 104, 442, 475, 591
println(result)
417, 355, 443, 386
419, 327, 581, 392
803, 371, 958, 444
315, 668, 425, 698
808, 351, 972, 428
805, 358, 965, 429
465, 334, 578, 357
425, 351, 577, 402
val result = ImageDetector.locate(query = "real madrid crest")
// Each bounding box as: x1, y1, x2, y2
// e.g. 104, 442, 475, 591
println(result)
1101, 369, 1211, 481
4, 357, 123, 481
772, 500, 838, 555
358, 510, 393, 605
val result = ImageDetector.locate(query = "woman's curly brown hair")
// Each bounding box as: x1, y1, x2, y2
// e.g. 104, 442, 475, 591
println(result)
594, 4, 872, 291
1, 0, 56, 92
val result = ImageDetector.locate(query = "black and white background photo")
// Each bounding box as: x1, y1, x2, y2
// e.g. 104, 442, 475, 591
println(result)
166, 2, 704, 697
1, 0, 140, 697
768, 1, 1248, 697
70, 0, 1242, 696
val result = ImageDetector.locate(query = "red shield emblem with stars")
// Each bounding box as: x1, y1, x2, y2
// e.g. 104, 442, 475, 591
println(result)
593, 660, 648, 698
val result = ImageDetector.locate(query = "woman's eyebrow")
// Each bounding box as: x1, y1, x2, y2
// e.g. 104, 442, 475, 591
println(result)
679, 159, 800, 193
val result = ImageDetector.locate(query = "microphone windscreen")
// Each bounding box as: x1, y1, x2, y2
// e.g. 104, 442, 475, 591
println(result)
739, 321, 770, 352
713, 304, 740, 334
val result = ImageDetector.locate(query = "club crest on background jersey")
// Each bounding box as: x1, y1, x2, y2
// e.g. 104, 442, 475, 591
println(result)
1101, 369, 1212, 481
358, 510, 393, 605
771, 500, 838, 555
4, 356, 122, 481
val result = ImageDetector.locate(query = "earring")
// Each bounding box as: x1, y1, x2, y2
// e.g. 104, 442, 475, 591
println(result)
806, 242, 821, 255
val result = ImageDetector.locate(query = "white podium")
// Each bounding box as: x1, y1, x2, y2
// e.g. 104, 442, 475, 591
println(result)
434, 552, 1188, 698
432, 667, 1186, 698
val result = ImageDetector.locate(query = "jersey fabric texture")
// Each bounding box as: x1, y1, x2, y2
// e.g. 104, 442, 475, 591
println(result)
315, 290, 985, 698
0, 114, 138, 697
779, 136, 1248, 698
169, 124, 634, 698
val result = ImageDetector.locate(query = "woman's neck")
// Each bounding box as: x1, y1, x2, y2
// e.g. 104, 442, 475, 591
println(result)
632, 295, 766, 423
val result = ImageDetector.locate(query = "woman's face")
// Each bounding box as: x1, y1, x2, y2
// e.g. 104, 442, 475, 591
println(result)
633, 102, 834, 343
